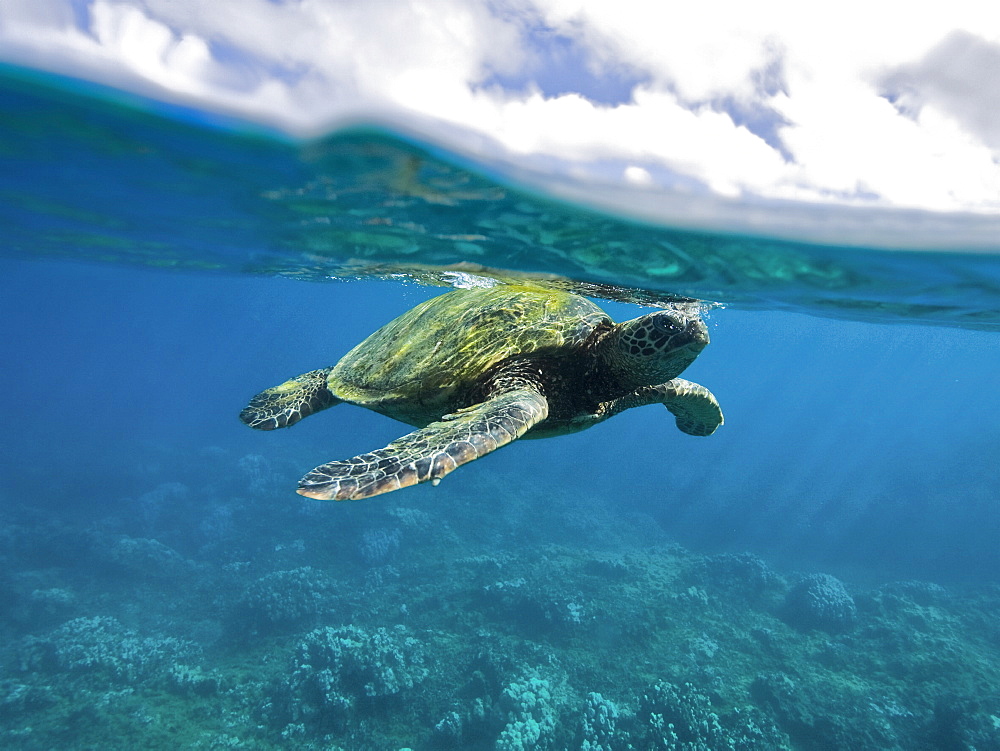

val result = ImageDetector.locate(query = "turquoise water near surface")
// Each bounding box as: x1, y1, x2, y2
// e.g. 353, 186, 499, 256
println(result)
1, 68, 999, 749
4, 67, 1000, 328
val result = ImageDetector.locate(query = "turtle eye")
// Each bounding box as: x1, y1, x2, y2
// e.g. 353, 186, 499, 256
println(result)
651, 314, 681, 335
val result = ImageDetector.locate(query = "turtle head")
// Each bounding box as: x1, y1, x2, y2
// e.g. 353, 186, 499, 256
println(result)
602, 307, 710, 387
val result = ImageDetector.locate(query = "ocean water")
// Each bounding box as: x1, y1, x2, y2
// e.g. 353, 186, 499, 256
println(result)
1, 67, 999, 750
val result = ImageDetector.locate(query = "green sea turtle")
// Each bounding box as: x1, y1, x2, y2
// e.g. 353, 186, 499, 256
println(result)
240, 284, 723, 500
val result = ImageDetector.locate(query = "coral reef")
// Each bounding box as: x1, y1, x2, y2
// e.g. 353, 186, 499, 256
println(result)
635, 680, 790, 750
693, 552, 783, 606
578, 692, 629, 751
751, 670, 921, 749
230, 566, 336, 635
16, 615, 200, 686
269, 624, 428, 735
2, 454, 999, 750
104, 536, 197, 579
480, 573, 590, 633
359, 527, 402, 565
781, 573, 857, 633
136, 482, 190, 534
495, 671, 561, 751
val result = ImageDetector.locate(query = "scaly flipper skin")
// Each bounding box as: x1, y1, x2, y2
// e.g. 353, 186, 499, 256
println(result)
297, 388, 549, 500
239, 367, 341, 430
594, 378, 723, 436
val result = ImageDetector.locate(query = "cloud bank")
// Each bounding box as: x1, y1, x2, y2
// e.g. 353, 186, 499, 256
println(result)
2, 0, 999, 242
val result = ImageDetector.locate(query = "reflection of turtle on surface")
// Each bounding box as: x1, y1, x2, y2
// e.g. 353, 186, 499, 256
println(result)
240, 284, 723, 501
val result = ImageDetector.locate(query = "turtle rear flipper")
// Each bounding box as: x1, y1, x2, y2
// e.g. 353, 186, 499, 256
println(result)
297, 387, 549, 501
239, 367, 341, 430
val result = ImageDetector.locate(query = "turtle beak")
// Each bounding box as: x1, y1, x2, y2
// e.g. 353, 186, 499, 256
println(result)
684, 315, 709, 348
657, 310, 709, 350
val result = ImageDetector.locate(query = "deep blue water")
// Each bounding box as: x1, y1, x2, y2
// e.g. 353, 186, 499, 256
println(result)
4, 258, 996, 582
2, 66, 999, 750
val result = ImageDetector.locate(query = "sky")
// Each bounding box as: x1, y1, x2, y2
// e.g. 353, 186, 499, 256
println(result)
2, 0, 1000, 232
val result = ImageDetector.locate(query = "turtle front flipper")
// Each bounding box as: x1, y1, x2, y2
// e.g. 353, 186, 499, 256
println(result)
297, 387, 549, 501
240, 367, 341, 430
594, 378, 723, 436
659, 379, 724, 436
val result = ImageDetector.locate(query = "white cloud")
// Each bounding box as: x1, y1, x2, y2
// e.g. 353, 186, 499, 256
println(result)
623, 165, 652, 186
1, 0, 999, 242
518, 0, 1000, 211
88, 3, 214, 95
882, 30, 1000, 151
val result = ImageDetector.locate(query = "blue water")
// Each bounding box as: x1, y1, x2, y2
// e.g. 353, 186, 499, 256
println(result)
2, 67, 999, 749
